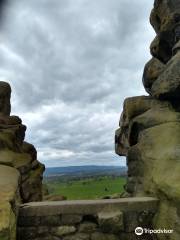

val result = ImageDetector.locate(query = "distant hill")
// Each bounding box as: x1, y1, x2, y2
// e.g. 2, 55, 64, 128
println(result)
44, 165, 127, 179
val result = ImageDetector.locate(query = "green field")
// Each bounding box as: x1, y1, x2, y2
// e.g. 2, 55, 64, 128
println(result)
45, 176, 126, 200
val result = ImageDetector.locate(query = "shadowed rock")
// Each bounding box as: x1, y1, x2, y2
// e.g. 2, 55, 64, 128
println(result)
150, 0, 180, 63
143, 58, 165, 94
151, 40, 180, 99
0, 81, 11, 116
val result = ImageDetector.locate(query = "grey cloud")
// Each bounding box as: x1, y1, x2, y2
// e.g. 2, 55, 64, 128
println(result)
0, 0, 154, 167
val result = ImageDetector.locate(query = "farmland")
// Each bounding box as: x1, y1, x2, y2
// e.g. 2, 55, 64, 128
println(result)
44, 176, 126, 200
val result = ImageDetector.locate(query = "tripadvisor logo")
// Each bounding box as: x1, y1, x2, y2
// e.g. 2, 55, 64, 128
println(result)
135, 227, 174, 235
135, 227, 143, 235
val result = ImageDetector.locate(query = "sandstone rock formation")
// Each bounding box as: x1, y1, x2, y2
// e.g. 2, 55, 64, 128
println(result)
0, 81, 45, 239
115, 0, 180, 239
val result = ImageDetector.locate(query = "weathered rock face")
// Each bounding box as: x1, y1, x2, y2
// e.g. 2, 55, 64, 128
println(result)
151, 43, 180, 99
0, 81, 45, 203
0, 81, 45, 239
150, 0, 180, 63
116, 0, 180, 239
143, 58, 165, 94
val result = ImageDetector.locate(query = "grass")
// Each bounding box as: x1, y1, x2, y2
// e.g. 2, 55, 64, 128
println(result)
45, 176, 126, 200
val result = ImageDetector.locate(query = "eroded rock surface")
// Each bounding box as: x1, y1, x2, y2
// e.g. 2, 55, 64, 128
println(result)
116, 1, 180, 239
0, 81, 44, 239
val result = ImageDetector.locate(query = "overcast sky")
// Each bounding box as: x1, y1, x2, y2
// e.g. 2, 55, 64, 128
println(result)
0, 0, 154, 167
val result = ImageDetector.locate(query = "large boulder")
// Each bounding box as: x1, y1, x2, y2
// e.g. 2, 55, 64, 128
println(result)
142, 57, 165, 94
128, 101, 180, 146
150, 0, 180, 63
0, 149, 44, 202
151, 43, 180, 100
115, 96, 153, 157
150, 0, 180, 34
